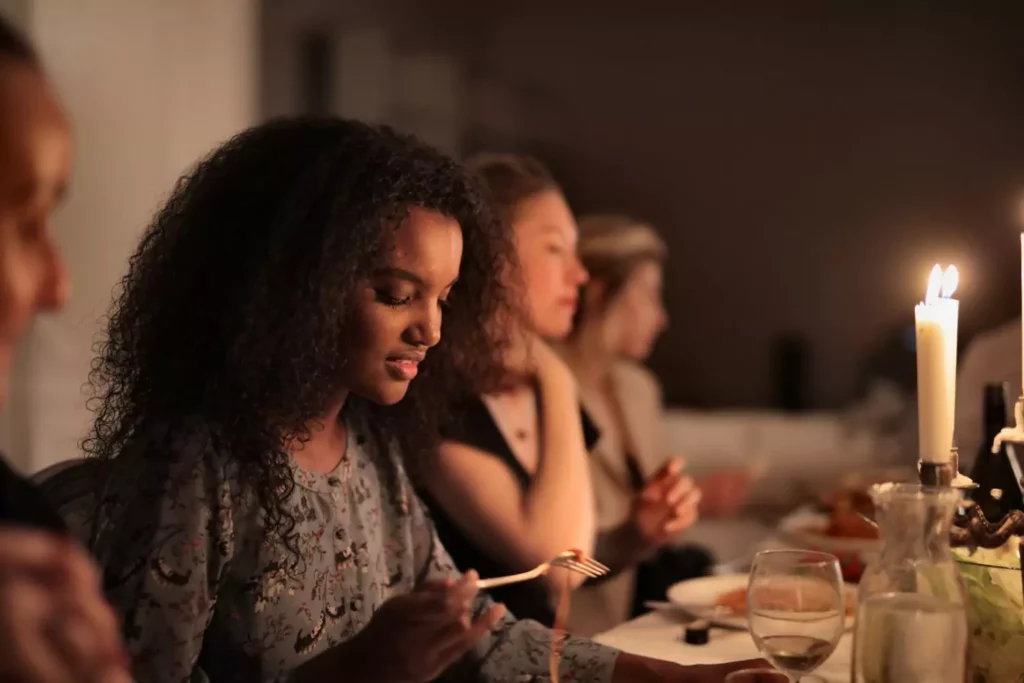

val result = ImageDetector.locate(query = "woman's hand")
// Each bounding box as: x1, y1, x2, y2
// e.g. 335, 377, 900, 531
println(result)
504, 335, 573, 386
308, 571, 505, 683
631, 458, 702, 549
613, 652, 771, 683
0, 528, 131, 683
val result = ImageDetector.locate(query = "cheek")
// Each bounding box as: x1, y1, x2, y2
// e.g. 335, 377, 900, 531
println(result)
0, 239, 40, 337
614, 301, 655, 348
524, 259, 559, 305
345, 304, 402, 364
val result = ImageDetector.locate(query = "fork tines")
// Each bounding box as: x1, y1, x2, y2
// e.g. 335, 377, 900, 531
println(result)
553, 553, 610, 579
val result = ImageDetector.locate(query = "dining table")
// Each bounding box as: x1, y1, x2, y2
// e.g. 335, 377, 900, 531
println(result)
594, 610, 853, 682
593, 516, 855, 682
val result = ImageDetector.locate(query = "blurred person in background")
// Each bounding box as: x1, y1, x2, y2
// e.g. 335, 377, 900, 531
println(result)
417, 153, 598, 627
419, 156, 701, 633
955, 317, 1021, 468
0, 14, 131, 683
559, 214, 754, 634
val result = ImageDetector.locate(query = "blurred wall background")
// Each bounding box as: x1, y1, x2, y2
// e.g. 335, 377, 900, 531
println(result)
263, 0, 1024, 410
2, 0, 1024, 472
0, 0, 256, 472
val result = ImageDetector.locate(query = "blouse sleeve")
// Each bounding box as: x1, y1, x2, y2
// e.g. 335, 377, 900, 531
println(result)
91, 431, 237, 683
407, 476, 619, 683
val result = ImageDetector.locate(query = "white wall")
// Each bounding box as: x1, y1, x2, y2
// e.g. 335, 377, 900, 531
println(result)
1, 0, 257, 473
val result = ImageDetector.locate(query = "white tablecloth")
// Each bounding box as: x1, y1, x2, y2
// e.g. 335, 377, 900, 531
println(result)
594, 612, 852, 683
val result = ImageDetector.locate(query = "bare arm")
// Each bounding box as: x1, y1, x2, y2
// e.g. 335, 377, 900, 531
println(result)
425, 345, 595, 591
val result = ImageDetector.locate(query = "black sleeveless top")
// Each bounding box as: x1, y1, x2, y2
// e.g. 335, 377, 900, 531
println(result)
0, 455, 68, 533
420, 391, 600, 626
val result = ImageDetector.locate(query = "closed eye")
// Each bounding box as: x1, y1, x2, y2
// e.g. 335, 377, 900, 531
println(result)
374, 289, 411, 307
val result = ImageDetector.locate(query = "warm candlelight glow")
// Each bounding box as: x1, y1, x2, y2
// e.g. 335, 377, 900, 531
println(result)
924, 264, 958, 303
925, 264, 943, 303
941, 265, 958, 299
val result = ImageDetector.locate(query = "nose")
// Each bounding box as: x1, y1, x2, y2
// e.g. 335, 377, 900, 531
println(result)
408, 301, 442, 348
571, 254, 589, 286
37, 239, 70, 312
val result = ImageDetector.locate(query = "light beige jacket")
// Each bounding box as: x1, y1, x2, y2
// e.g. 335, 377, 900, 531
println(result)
568, 360, 667, 637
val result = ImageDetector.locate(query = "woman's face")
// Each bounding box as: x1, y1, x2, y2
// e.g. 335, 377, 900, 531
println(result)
513, 190, 588, 340
607, 260, 668, 361
0, 63, 72, 407
343, 207, 462, 405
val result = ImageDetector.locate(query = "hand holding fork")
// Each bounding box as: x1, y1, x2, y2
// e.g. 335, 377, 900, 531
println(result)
476, 551, 609, 589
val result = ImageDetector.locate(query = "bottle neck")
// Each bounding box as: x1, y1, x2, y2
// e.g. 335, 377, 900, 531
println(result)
981, 384, 1009, 449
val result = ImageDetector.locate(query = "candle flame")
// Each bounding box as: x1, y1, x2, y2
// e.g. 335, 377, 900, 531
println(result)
924, 264, 958, 303
941, 265, 959, 298
925, 264, 943, 303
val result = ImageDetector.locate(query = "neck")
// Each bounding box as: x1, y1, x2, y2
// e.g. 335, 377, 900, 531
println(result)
288, 391, 350, 474
317, 391, 349, 427
563, 324, 616, 391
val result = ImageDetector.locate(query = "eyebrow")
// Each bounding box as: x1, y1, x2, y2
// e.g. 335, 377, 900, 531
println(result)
373, 267, 458, 290
540, 223, 577, 243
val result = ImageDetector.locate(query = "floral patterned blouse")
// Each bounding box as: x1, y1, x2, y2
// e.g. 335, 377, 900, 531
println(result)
87, 406, 620, 683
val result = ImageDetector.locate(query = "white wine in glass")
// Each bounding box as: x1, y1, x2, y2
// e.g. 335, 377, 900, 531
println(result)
748, 550, 845, 683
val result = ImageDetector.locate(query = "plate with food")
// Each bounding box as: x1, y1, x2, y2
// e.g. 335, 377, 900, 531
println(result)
666, 573, 857, 630
774, 471, 909, 582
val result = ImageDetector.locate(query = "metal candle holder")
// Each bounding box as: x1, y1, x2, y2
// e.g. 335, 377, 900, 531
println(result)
922, 397, 1024, 601
944, 396, 1024, 550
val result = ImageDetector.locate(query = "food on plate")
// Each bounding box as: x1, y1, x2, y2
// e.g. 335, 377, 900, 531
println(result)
825, 509, 878, 539
821, 488, 878, 540
715, 586, 749, 615
714, 585, 856, 617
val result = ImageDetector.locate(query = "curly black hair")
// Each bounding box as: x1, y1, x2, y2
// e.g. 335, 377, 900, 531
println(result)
0, 13, 38, 65
84, 117, 515, 554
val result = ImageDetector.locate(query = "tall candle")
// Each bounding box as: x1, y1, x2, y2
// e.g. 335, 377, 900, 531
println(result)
915, 264, 959, 464
1020, 233, 1023, 392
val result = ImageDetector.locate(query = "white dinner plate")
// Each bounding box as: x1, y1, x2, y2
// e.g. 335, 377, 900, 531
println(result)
665, 572, 857, 631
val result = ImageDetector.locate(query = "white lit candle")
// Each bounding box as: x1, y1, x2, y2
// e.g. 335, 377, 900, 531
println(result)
1020, 233, 1023, 392
915, 264, 959, 464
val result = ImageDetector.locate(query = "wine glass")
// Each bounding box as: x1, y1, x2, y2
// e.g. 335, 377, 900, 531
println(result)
747, 549, 845, 682
724, 669, 790, 683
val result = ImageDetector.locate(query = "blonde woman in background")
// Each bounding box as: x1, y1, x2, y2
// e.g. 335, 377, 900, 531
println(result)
560, 215, 752, 635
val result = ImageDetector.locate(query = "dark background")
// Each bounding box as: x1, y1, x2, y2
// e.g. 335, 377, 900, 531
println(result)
263, 1, 1024, 409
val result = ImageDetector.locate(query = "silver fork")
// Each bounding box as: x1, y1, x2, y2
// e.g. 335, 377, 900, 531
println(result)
476, 551, 610, 589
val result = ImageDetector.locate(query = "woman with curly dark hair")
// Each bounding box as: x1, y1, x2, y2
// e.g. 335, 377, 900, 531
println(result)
80, 117, 759, 683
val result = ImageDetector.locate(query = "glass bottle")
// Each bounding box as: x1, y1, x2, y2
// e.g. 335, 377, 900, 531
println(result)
852, 483, 968, 683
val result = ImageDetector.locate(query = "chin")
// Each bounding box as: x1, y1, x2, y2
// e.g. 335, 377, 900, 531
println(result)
625, 341, 654, 362
537, 318, 574, 341
358, 380, 412, 406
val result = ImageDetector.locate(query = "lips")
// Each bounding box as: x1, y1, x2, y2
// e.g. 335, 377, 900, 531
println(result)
385, 352, 426, 382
